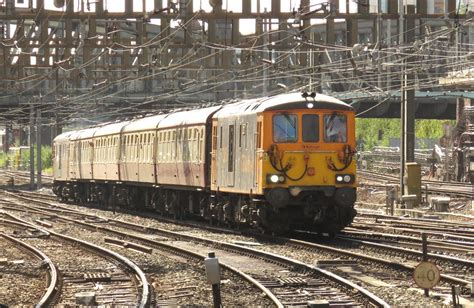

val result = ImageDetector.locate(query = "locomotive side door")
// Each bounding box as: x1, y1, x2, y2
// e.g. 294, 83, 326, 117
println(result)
226, 122, 236, 187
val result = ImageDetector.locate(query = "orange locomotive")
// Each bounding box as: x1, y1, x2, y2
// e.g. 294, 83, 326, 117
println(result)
53, 92, 357, 233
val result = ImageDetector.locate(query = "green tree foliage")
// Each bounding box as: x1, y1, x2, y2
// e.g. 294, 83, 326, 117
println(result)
0, 145, 52, 173
356, 118, 452, 150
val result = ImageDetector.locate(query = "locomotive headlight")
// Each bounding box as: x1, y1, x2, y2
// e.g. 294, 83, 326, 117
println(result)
336, 174, 354, 184
270, 175, 279, 183
307, 102, 314, 109
267, 174, 286, 184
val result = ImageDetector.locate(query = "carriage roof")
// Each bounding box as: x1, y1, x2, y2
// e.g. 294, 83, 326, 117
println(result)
70, 127, 99, 140
53, 131, 75, 143
122, 114, 168, 133
93, 121, 130, 137
158, 106, 221, 129
53, 93, 350, 143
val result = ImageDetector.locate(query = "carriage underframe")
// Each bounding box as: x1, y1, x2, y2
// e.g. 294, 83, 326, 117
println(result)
54, 180, 356, 234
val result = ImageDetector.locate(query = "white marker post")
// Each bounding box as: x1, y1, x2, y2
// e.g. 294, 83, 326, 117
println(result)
205, 252, 221, 307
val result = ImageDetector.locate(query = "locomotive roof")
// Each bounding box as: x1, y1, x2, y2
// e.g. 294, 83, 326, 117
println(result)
122, 114, 168, 133
213, 92, 352, 118
158, 106, 221, 129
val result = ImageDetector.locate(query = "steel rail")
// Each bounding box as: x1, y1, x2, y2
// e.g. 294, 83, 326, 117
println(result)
335, 237, 474, 268
1, 214, 150, 308
13, 204, 387, 308
2, 200, 283, 307
76, 217, 389, 307
340, 229, 474, 250
41, 213, 285, 307
285, 236, 470, 287
0, 231, 59, 308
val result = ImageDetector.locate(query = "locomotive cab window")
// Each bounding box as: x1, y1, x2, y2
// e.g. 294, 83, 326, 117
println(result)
324, 113, 347, 143
273, 114, 297, 143
302, 114, 319, 142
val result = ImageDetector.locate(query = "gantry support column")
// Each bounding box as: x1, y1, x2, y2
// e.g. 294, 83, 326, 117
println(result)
36, 109, 42, 190
400, 4, 416, 195
404, 4, 416, 163
29, 105, 35, 189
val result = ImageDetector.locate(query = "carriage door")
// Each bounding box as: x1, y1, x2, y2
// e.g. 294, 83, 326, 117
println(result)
227, 123, 235, 187
77, 141, 82, 178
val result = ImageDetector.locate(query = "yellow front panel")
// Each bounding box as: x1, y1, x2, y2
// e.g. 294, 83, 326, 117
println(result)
256, 109, 357, 192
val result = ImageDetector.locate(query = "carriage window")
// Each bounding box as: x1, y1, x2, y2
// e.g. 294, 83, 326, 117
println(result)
273, 114, 297, 143
212, 126, 217, 151
256, 122, 262, 148
324, 114, 347, 143
239, 124, 242, 148
228, 125, 235, 172
302, 114, 319, 142
243, 123, 248, 149
220, 126, 223, 148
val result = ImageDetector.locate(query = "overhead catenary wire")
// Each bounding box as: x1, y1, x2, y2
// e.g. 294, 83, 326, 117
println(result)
0, 4, 472, 124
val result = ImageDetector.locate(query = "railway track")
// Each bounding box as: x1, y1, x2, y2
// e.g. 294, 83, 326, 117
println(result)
339, 228, 474, 256
0, 213, 149, 307
353, 211, 474, 243
0, 232, 58, 306
358, 170, 474, 198
1, 191, 388, 307
5, 190, 474, 306
0, 169, 53, 187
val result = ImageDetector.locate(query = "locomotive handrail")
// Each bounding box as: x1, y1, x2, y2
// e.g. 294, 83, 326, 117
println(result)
282, 150, 336, 153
